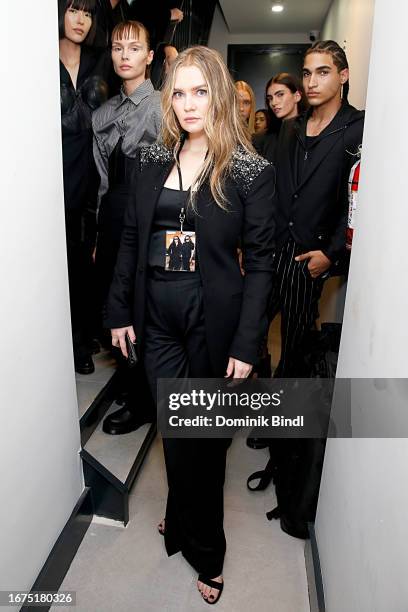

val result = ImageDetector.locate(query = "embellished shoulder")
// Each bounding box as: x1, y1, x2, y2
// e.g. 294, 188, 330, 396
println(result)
140, 142, 173, 167
230, 146, 271, 195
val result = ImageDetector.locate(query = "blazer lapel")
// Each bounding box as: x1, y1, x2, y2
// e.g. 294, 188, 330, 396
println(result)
294, 105, 350, 192
137, 160, 174, 251
280, 120, 297, 193
295, 129, 345, 192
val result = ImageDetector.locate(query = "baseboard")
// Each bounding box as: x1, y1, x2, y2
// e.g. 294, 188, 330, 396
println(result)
305, 522, 326, 612
21, 488, 93, 612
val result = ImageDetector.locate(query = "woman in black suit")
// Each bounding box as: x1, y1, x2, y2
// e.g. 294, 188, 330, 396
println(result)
105, 46, 275, 604
167, 236, 182, 270
58, 0, 111, 373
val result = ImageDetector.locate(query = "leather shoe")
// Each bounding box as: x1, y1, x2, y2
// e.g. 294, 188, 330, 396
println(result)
102, 405, 150, 435
246, 437, 269, 450
75, 356, 95, 375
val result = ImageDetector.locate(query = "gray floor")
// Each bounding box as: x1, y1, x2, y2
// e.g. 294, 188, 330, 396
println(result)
76, 349, 117, 418
62, 326, 311, 611
55, 434, 310, 612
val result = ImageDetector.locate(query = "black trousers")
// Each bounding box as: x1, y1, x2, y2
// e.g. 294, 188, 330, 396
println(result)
96, 188, 156, 417
143, 276, 230, 577
270, 239, 325, 377
65, 208, 94, 361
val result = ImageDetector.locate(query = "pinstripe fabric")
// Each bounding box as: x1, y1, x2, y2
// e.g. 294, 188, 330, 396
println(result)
269, 239, 324, 377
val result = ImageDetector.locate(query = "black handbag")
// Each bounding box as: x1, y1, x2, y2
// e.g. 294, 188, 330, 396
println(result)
125, 333, 139, 368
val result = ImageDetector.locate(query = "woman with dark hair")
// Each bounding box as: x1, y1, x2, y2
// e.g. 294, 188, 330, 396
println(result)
254, 109, 270, 135
181, 234, 195, 271
253, 72, 308, 163
58, 0, 111, 373
167, 235, 182, 270
105, 46, 275, 604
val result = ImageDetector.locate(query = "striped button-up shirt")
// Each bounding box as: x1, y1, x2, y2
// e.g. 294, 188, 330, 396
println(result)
92, 78, 162, 210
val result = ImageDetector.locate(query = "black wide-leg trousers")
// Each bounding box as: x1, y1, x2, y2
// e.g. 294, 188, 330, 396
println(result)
143, 276, 230, 578
270, 239, 325, 377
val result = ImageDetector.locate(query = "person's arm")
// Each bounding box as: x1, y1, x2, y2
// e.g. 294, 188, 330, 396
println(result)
152, 94, 163, 142
92, 127, 109, 216
228, 164, 276, 367
103, 152, 141, 332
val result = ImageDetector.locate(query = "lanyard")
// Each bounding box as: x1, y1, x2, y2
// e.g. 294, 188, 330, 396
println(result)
175, 141, 208, 233
176, 159, 186, 233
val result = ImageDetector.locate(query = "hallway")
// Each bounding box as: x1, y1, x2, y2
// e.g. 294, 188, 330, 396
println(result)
55, 429, 309, 611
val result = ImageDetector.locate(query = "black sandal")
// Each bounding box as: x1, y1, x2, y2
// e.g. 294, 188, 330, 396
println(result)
197, 574, 224, 605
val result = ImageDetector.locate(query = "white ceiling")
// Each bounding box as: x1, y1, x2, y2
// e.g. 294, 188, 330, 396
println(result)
219, 0, 333, 34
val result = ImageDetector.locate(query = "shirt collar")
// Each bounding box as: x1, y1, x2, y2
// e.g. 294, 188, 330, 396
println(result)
115, 79, 155, 109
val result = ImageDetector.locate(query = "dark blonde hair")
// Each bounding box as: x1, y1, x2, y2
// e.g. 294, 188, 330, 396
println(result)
161, 46, 254, 211
235, 80, 256, 134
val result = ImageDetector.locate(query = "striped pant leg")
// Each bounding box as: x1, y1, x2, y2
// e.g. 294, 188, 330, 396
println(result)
275, 242, 324, 377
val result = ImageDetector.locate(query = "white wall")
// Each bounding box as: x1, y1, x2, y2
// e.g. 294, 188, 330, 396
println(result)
0, 1, 84, 604
208, 3, 309, 62
317, 0, 375, 323
315, 1, 408, 610
322, 0, 375, 109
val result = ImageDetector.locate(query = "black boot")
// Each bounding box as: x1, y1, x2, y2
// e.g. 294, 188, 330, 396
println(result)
74, 351, 95, 375
102, 404, 152, 435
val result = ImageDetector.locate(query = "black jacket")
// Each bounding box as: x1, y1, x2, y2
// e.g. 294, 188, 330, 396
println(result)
104, 144, 276, 374
252, 131, 279, 164
128, 0, 176, 49
60, 47, 111, 212
275, 101, 364, 266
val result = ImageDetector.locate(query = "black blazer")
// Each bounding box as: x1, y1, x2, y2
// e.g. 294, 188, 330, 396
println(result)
104, 144, 276, 375
275, 102, 365, 267
252, 131, 279, 164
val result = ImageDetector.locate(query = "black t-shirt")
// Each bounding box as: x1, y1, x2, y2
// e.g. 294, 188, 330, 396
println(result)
297, 134, 318, 185
148, 187, 198, 279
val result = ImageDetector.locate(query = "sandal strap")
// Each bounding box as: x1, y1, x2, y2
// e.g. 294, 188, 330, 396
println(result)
198, 574, 224, 592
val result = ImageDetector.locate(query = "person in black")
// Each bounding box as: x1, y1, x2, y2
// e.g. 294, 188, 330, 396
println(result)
59, 0, 112, 374
92, 20, 161, 434
180, 235, 194, 271
253, 72, 308, 164
167, 236, 182, 270
272, 41, 365, 376
104, 46, 275, 604
128, 1, 183, 51
93, 0, 129, 48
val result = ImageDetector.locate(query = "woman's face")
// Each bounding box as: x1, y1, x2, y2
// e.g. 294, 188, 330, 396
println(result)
266, 82, 300, 120
255, 111, 267, 133
172, 65, 209, 136
237, 89, 252, 122
64, 4, 92, 44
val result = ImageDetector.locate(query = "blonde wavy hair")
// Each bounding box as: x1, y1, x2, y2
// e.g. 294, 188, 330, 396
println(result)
235, 80, 256, 134
161, 46, 254, 210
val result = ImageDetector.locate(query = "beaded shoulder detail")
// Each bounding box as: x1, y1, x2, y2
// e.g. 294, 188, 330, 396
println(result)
230, 147, 271, 195
140, 142, 173, 167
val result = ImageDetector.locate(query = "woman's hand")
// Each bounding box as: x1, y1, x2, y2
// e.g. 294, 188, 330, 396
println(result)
225, 357, 253, 379
111, 326, 136, 358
